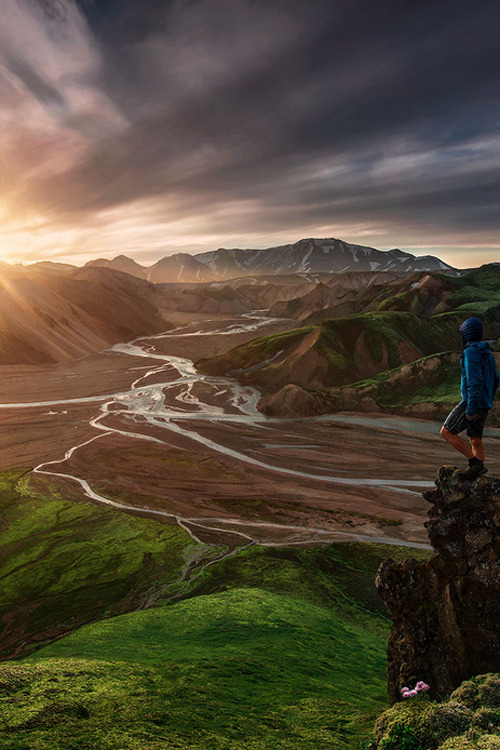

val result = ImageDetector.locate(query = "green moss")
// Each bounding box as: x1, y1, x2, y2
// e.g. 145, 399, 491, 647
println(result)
374, 674, 500, 750
375, 699, 473, 750
451, 675, 500, 711
196, 326, 314, 374
472, 708, 500, 732
0, 469, 210, 659
5, 542, 428, 750
324, 350, 463, 413
0, 659, 174, 750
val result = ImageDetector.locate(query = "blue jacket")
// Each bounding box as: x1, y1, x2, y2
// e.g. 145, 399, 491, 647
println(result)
460, 341, 500, 415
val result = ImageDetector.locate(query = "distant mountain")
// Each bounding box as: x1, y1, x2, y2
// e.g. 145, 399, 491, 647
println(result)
196, 238, 454, 278
27, 261, 76, 274
86, 255, 147, 279
84, 238, 455, 283
148, 253, 212, 283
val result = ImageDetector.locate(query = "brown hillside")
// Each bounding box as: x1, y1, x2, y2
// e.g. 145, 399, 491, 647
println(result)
269, 271, 405, 320
0, 267, 168, 364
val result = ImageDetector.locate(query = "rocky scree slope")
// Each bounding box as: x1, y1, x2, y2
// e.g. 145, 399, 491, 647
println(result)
377, 468, 500, 704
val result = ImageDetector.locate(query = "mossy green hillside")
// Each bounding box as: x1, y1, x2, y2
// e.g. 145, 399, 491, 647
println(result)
314, 311, 456, 371
0, 469, 213, 660
196, 325, 314, 375
319, 345, 500, 422
323, 351, 462, 412
13, 543, 431, 750
0, 659, 170, 750
437, 265, 500, 323
373, 673, 500, 750
346, 264, 500, 323
197, 311, 458, 394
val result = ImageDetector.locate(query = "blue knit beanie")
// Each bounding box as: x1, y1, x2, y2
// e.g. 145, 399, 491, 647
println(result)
459, 317, 484, 345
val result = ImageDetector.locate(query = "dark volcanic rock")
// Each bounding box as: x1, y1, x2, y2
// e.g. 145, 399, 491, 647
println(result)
377, 467, 500, 702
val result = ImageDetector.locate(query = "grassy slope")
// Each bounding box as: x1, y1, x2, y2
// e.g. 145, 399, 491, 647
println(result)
439, 265, 500, 318
0, 469, 215, 660
21, 545, 413, 750
321, 351, 463, 414
197, 311, 458, 394
315, 311, 455, 370
197, 325, 315, 374
0, 479, 432, 750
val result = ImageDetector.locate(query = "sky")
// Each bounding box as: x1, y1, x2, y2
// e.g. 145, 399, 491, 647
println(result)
0, 0, 499, 268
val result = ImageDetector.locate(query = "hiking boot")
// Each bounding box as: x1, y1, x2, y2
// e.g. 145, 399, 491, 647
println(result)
457, 462, 488, 480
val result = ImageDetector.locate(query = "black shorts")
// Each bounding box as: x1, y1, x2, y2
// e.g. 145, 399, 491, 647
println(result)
443, 401, 490, 438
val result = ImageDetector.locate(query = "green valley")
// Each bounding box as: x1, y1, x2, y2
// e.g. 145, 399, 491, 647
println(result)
0, 468, 431, 749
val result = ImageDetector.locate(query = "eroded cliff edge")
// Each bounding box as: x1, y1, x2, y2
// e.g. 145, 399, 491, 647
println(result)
377, 467, 500, 703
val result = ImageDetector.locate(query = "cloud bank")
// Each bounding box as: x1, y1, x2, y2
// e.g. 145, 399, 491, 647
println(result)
0, 0, 499, 266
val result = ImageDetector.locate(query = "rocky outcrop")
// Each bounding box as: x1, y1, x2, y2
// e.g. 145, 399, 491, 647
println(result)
377, 467, 500, 702
258, 384, 326, 417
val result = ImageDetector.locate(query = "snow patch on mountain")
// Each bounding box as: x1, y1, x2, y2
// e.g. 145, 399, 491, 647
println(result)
87, 238, 456, 283
297, 248, 313, 272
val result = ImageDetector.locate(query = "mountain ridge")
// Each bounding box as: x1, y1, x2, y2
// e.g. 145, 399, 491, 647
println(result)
82, 237, 455, 283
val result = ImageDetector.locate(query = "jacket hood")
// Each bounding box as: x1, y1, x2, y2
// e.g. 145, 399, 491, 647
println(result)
465, 340, 492, 353
460, 317, 484, 345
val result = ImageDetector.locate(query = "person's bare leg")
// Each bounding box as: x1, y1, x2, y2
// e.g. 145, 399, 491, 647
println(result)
440, 426, 473, 459
470, 437, 485, 462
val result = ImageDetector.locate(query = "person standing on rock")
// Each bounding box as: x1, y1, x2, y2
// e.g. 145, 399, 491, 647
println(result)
440, 317, 499, 479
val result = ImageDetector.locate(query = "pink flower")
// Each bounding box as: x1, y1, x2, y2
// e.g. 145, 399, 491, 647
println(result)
416, 682, 430, 692
407, 689, 418, 697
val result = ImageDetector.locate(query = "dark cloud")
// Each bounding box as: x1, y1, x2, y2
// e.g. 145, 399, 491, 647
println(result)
2, 0, 500, 261
5, 56, 67, 110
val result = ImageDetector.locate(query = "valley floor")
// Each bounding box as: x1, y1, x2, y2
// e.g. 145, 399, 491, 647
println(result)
1, 313, 498, 747
1, 313, 495, 549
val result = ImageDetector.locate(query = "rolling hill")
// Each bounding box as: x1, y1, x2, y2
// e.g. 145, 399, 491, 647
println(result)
0, 467, 430, 750
197, 311, 459, 392
197, 265, 500, 418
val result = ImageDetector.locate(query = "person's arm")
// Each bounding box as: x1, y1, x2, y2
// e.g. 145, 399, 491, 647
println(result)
463, 347, 483, 416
